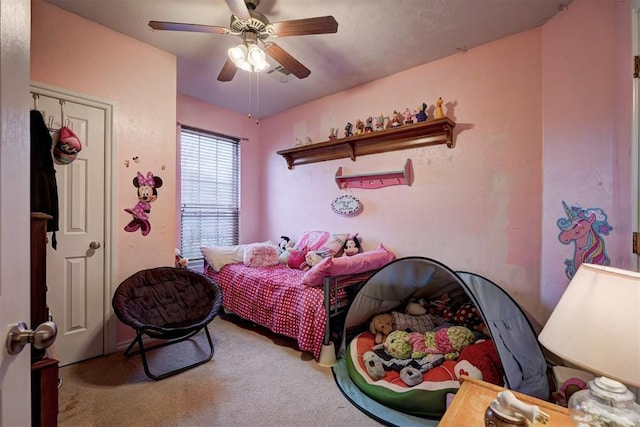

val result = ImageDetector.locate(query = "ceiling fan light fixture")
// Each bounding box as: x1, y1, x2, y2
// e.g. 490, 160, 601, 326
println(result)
229, 41, 269, 73
237, 60, 252, 72
252, 59, 270, 72
228, 44, 247, 63
247, 44, 265, 64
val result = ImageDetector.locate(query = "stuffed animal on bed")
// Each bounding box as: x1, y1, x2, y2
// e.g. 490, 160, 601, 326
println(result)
453, 339, 504, 386
278, 236, 295, 264
453, 302, 489, 336
369, 313, 394, 344
423, 325, 475, 360
370, 311, 437, 345
392, 311, 437, 333
304, 249, 334, 270
341, 234, 362, 257
426, 293, 455, 324
383, 330, 412, 360
405, 298, 427, 315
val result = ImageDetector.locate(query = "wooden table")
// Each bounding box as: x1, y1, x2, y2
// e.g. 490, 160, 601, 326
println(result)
439, 376, 571, 426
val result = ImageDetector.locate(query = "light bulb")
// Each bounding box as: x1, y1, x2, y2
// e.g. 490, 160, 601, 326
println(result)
246, 44, 265, 66
227, 44, 247, 63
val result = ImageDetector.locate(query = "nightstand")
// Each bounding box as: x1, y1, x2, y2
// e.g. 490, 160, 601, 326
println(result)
439, 376, 571, 426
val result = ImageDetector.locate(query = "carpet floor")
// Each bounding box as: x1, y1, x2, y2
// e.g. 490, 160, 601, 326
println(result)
57, 314, 381, 426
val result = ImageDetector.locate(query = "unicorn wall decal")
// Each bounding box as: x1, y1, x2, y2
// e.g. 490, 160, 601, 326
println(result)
556, 201, 612, 279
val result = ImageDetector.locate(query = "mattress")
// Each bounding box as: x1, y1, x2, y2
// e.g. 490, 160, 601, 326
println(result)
345, 331, 461, 418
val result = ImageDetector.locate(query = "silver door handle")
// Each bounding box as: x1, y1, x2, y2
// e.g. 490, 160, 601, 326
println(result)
6, 321, 57, 355
89, 241, 101, 249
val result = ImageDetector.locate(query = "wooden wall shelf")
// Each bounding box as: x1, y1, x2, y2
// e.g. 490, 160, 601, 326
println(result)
277, 117, 456, 169
335, 159, 413, 189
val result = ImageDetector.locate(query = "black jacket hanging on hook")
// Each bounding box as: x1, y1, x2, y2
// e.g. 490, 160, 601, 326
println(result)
30, 109, 59, 249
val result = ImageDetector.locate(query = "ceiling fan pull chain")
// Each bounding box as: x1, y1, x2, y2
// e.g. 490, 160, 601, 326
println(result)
255, 72, 260, 125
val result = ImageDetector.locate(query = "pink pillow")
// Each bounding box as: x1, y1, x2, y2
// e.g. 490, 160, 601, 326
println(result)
287, 249, 307, 270
295, 230, 349, 256
243, 243, 279, 268
302, 243, 395, 287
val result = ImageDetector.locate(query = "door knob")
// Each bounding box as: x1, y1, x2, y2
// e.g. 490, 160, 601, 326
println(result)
6, 321, 57, 355
89, 241, 101, 249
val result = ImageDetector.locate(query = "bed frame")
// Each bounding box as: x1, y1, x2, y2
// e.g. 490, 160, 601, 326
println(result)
203, 261, 373, 360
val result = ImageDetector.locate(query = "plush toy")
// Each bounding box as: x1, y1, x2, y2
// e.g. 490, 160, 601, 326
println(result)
405, 298, 427, 316
391, 311, 437, 334
278, 235, 295, 264
552, 378, 588, 407
305, 250, 331, 269
453, 340, 504, 386
383, 330, 412, 360
369, 313, 394, 345
423, 325, 475, 360
407, 331, 428, 359
453, 302, 489, 336
174, 248, 188, 268
426, 293, 455, 324
341, 234, 361, 257
287, 250, 307, 270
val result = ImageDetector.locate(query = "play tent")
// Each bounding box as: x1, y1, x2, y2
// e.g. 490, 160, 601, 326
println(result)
333, 257, 549, 426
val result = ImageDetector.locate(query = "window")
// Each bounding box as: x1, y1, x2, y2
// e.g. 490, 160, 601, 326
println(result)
180, 126, 240, 268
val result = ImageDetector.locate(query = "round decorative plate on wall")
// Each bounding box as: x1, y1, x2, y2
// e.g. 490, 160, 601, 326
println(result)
331, 194, 363, 216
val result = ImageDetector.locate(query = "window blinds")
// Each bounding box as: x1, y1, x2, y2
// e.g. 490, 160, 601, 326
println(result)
180, 126, 240, 263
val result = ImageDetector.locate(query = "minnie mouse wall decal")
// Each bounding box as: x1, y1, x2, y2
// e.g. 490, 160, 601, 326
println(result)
124, 171, 163, 236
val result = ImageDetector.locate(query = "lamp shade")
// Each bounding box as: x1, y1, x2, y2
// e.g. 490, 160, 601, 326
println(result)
538, 263, 640, 388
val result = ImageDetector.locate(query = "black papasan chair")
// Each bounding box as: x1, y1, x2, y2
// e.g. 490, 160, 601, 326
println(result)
112, 267, 223, 380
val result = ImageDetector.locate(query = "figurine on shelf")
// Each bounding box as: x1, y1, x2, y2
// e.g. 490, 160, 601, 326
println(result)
364, 116, 374, 133
434, 97, 446, 119
294, 137, 304, 147
344, 122, 353, 137
328, 127, 338, 140
403, 108, 414, 125
304, 136, 313, 145
354, 119, 365, 135
388, 110, 403, 128
415, 102, 428, 122
375, 113, 386, 131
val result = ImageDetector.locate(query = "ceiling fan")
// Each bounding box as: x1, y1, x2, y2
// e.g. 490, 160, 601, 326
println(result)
149, 0, 338, 82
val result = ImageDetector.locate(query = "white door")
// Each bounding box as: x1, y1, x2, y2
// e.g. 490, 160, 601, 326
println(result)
1, 0, 32, 424
34, 89, 107, 366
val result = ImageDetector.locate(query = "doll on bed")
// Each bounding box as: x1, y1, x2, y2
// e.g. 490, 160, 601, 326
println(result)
341, 234, 362, 257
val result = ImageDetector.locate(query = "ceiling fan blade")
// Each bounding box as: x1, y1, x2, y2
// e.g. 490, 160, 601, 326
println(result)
217, 58, 238, 82
225, 0, 251, 20
269, 16, 338, 37
149, 21, 229, 34
263, 42, 311, 79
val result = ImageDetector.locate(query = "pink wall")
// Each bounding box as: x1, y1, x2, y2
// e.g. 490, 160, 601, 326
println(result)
540, 0, 632, 316
259, 29, 545, 322
176, 94, 262, 244
31, 0, 177, 343
258, 0, 633, 325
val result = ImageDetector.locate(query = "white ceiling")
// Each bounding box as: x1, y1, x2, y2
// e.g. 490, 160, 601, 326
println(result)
44, 0, 570, 118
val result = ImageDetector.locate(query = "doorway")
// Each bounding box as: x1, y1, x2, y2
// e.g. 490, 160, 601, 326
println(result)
30, 83, 114, 366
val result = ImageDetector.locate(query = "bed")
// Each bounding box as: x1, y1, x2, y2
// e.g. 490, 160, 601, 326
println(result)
200, 231, 395, 360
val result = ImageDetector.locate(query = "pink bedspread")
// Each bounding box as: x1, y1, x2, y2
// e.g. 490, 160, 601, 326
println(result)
204, 262, 370, 359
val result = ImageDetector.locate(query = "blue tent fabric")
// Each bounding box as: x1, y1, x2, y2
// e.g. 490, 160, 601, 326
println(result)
332, 257, 548, 425
455, 271, 549, 399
